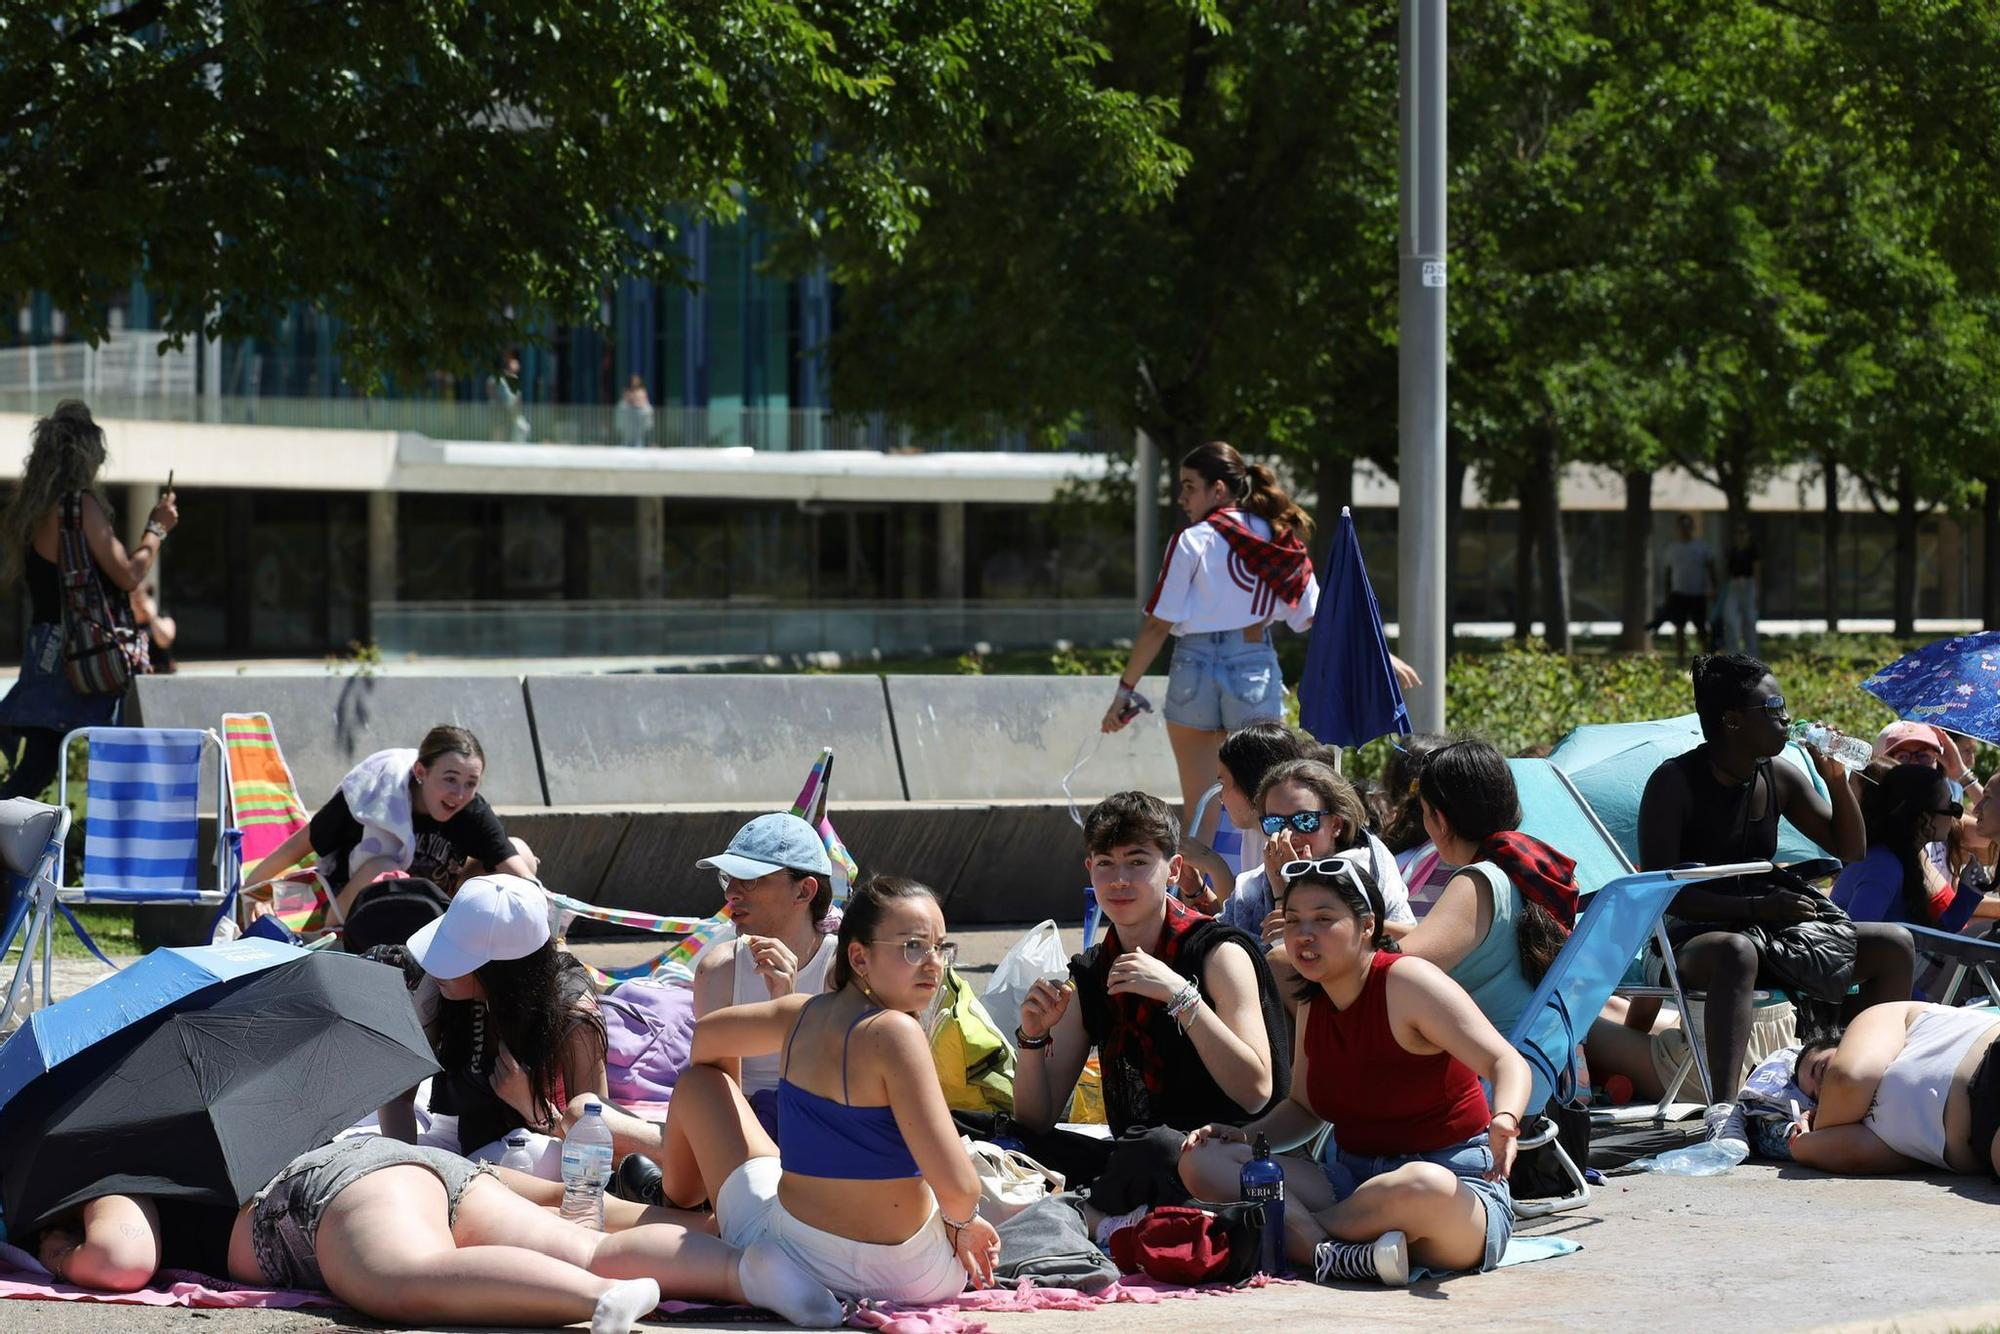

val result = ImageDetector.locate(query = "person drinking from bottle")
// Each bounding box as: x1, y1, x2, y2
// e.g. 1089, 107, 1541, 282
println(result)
1637, 653, 1914, 1143
1176, 858, 1530, 1285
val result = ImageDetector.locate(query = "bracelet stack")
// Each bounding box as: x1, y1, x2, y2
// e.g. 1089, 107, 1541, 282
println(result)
144, 519, 168, 540
1166, 981, 1201, 1032
1014, 1026, 1052, 1050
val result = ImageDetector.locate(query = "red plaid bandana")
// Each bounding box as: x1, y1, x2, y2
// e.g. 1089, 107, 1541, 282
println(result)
1203, 507, 1313, 607
1477, 831, 1579, 929
1094, 896, 1210, 1101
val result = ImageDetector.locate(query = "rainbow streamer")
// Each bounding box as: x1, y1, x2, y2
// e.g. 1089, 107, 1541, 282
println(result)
790, 747, 859, 899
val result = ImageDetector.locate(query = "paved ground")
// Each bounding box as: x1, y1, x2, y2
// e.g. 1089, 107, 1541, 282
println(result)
11, 930, 2000, 1333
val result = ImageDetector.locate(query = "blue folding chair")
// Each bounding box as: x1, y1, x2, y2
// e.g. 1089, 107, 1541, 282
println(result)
0, 797, 74, 1027
1504, 861, 1771, 1216
45, 726, 241, 974
1907, 922, 2000, 1006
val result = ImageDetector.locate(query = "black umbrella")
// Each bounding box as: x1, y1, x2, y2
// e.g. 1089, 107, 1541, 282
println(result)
0, 949, 438, 1233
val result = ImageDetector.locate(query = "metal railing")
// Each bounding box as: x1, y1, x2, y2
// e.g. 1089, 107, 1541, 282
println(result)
370, 599, 1138, 659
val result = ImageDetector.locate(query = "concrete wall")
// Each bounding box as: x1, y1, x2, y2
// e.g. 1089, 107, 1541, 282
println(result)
124, 671, 1194, 928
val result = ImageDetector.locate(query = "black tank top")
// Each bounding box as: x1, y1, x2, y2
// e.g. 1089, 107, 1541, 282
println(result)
24, 549, 59, 625
1665, 747, 1779, 867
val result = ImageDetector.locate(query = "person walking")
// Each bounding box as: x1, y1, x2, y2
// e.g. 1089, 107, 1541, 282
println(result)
0, 401, 177, 799
616, 374, 655, 448
1655, 513, 1716, 660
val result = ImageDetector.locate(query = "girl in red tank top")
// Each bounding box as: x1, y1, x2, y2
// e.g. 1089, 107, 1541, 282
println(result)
1175, 859, 1532, 1286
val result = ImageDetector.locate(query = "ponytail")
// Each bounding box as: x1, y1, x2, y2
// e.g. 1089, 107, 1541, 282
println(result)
1179, 441, 1312, 541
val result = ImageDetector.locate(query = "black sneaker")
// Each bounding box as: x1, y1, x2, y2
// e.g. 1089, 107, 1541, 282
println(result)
611, 1152, 666, 1206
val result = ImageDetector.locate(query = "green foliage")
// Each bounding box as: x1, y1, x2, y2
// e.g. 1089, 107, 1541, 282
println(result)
0, 0, 1182, 385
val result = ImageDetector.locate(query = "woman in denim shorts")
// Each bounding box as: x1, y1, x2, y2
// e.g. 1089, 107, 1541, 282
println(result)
25, 1134, 842, 1330
1102, 442, 1321, 832
1177, 859, 1532, 1286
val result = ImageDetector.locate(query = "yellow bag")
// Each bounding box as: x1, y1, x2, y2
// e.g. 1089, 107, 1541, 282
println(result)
1065, 1056, 1107, 1125
929, 967, 1017, 1114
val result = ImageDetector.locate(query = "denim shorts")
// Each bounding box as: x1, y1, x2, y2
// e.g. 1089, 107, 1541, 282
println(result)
1320, 1132, 1514, 1273
1163, 633, 1283, 731
250, 1137, 495, 1290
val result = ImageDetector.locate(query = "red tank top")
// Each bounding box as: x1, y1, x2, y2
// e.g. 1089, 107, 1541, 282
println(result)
1303, 952, 1491, 1155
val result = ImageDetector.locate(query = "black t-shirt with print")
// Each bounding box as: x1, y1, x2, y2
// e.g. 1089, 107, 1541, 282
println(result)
307, 788, 513, 889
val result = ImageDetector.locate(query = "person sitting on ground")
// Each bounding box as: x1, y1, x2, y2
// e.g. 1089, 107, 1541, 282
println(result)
375, 875, 607, 1167
1175, 721, 1312, 912
1395, 739, 1576, 1040
1958, 780, 2000, 925
1227, 759, 1416, 982
665, 875, 1001, 1304
1832, 763, 1979, 932
1376, 734, 1452, 917
1012, 791, 1289, 1143
24, 1135, 841, 1331
598, 813, 840, 1205
1789, 1001, 2000, 1179
1636, 653, 1914, 1137
245, 724, 538, 920
1177, 859, 1531, 1286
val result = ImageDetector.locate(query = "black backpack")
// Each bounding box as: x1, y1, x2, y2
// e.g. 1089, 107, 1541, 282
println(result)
342, 877, 451, 957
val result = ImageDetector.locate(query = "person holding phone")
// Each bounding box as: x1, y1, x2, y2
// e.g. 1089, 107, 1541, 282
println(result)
0, 401, 177, 798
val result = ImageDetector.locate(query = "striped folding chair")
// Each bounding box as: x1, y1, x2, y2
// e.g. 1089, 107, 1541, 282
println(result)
223, 712, 338, 938
54, 726, 240, 966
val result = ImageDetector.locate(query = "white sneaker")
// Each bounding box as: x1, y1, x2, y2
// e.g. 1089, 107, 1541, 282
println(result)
1703, 1100, 1749, 1147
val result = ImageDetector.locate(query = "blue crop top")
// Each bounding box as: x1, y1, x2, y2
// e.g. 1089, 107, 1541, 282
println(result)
777, 1002, 923, 1180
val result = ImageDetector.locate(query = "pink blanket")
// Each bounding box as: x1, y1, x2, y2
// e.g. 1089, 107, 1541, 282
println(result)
0, 1248, 337, 1309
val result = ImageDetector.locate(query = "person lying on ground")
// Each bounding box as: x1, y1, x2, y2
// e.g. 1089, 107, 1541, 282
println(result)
1175, 721, 1311, 911
1011, 791, 1289, 1144
1636, 653, 1913, 1133
23, 1135, 841, 1330
666, 875, 1001, 1304
581, 812, 840, 1202
1395, 739, 1576, 1040
1789, 1001, 2000, 1179
1177, 860, 1531, 1286
1231, 757, 1416, 972
245, 723, 538, 919
375, 875, 607, 1166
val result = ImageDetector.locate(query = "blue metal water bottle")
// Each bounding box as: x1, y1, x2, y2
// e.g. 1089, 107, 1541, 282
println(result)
1239, 1133, 1286, 1277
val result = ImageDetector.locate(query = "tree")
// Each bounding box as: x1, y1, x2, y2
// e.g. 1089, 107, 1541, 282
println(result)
0, 0, 1181, 384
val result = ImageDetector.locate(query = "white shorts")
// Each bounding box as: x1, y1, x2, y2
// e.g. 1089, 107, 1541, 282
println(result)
714, 1157, 965, 1305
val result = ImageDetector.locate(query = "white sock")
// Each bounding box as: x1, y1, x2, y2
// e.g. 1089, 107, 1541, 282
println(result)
591, 1277, 660, 1334
1094, 1204, 1149, 1247
740, 1240, 844, 1327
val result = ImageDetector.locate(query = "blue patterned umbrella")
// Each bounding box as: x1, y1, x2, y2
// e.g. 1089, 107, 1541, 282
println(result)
1860, 632, 2000, 743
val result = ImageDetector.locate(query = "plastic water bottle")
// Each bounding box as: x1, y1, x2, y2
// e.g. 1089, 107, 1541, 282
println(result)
1642, 1136, 1749, 1176
499, 1130, 537, 1175
1239, 1134, 1287, 1277
1789, 721, 1873, 771
559, 1098, 616, 1229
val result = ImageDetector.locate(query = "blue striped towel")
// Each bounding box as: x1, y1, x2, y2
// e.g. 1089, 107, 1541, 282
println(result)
82, 729, 205, 897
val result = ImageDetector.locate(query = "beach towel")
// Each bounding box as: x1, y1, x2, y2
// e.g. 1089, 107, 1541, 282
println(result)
0, 1243, 336, 1309
338, 747, 418, 872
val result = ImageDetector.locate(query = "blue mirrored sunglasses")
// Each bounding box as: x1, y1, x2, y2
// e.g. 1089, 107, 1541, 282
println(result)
1261, 810, 1327, 837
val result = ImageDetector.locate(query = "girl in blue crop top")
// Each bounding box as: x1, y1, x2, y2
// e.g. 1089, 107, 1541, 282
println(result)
668, 876, 1001, 1304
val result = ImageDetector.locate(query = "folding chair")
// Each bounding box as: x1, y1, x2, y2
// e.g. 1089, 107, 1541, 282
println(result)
1908, 921, 2000, 1006
1505, 861, 1773, 1217
55, 726, 240, 962
0, 797, 74, 1027
223, 712, 340, 939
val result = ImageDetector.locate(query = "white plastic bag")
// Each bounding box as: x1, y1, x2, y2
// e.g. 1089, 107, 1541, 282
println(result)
981, 919, 1069, 1044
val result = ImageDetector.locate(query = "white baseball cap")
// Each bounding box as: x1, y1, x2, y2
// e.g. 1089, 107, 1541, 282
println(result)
407, 873, 551, 979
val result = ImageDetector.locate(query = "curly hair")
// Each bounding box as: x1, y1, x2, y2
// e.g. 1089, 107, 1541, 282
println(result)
1377, 733, 1449, 853
472, 942, 605, 1120
0, 400, 110, 586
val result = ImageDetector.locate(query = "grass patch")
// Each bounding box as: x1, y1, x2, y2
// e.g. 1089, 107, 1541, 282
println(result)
2, 905, 138, 962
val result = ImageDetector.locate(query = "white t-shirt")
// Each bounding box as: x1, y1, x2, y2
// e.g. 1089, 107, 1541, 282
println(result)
1145, 511, 1319, 635
1665, 539, 1714, 595
1220, 834, 1415, 949
731, 934, 837, 1095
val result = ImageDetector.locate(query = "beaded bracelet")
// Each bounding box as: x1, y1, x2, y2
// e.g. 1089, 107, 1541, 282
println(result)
940, 1205, 977, 1232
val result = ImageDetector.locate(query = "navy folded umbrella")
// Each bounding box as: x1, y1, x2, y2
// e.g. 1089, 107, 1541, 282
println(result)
0, 942, 437, 1234
1299, 507, 1411, 748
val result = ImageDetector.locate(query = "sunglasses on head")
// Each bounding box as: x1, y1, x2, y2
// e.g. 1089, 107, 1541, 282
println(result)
1262, 810, 1329, 836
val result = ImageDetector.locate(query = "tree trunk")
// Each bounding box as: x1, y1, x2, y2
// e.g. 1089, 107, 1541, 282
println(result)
1822, 452, 1842, 634
1445, 435, 1467, 651
1894, 462, 1918, 637
1533, 429, 1573, 653
1620, 469, 1654, 651
1514, 473, 1538, 645
1313, 450, 1354, 561
1984, 477, 2000, 630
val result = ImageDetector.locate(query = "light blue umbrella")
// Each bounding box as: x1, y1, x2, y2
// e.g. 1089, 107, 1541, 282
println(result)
0, 937, 304, 1112
1547, 715, 1832, 867
1508, 758, 1634, 895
